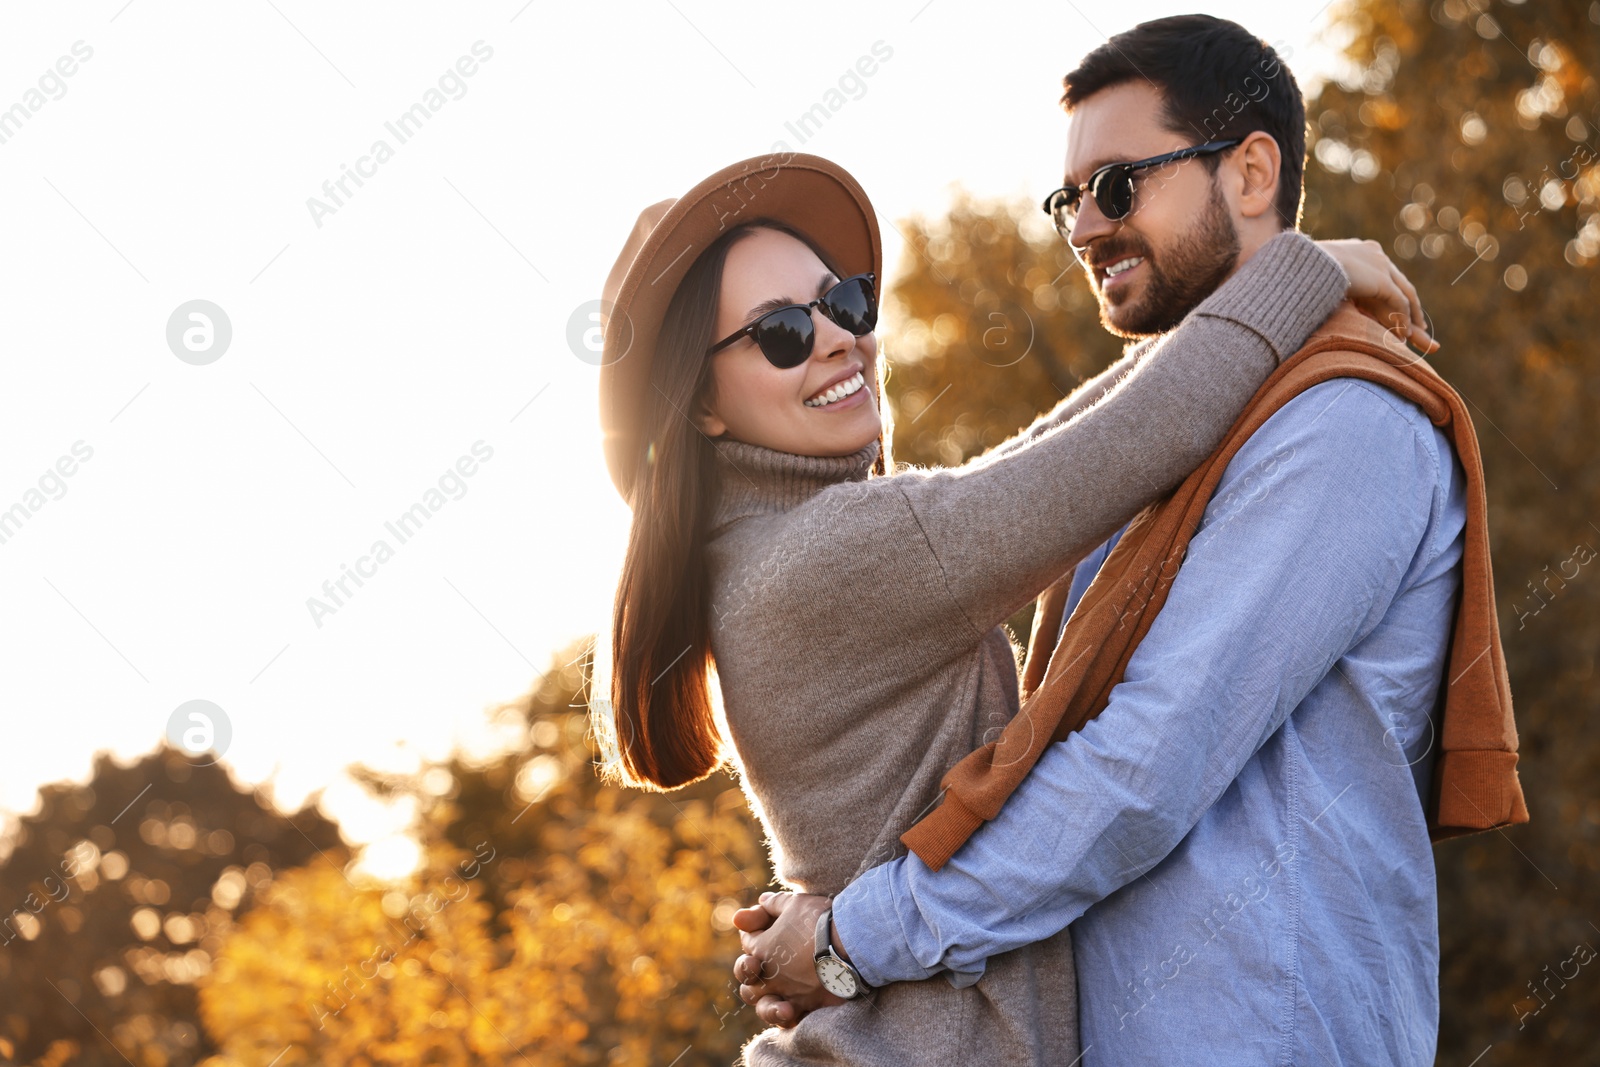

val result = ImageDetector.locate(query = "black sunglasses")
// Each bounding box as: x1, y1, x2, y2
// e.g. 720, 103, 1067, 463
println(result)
1041, 138, 1243, 240
706, 272, 878, 369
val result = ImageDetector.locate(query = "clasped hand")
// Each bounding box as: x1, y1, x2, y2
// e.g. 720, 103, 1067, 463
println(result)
732, 890, 842, 1028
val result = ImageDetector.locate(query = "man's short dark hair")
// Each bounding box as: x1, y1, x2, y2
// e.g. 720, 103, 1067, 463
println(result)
1062, 15, 1305, 227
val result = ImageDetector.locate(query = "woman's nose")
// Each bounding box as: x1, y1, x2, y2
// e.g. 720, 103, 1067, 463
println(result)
811, 306, 856, 360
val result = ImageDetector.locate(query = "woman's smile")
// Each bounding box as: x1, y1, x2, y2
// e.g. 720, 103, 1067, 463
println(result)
804, 369, 867, 409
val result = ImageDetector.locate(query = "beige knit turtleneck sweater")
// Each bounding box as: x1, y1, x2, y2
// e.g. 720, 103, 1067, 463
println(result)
704, 232, 1349, 1067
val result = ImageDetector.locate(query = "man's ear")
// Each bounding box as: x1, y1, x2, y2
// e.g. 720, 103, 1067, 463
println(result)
1233, 131, 1283, 224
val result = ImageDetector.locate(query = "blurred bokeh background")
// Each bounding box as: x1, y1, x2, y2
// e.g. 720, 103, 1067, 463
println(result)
1, 0, 1595, 1063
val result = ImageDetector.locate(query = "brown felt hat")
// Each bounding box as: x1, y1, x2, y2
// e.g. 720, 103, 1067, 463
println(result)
598, 152, 881, 501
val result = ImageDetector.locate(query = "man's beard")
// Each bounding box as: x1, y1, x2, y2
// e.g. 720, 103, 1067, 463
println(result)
1094, 182, 1242, 339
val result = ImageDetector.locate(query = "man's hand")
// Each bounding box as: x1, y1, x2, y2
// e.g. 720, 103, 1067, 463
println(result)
1313, 237, 1439, 354
731, 891, 843, 1028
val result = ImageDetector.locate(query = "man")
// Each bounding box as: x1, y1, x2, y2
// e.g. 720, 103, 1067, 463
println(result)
730, 15, 1523, 1064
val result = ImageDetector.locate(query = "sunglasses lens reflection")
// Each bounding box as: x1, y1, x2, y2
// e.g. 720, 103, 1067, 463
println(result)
747, 276, 878, 369
755, 308, 814, 368
827, 278, 877, 335
1051, 192, 1078, 235
1100, 169, 1135, 219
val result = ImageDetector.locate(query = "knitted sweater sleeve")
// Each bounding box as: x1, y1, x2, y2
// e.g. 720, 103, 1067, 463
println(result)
986, 337, 1158, 460
889, 230, 1349, 640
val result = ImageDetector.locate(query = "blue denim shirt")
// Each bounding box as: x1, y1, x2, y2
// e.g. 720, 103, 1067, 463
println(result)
833, 378, 1466, 1066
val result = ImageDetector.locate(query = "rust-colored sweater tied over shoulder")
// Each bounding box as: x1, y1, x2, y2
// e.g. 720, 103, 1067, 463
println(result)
902, 304, 1530, 872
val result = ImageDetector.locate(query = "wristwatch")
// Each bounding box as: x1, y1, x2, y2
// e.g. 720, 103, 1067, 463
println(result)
813, 907, 870, 999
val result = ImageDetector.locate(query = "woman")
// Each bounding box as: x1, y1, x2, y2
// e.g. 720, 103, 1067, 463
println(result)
593, 154, 1426, 1064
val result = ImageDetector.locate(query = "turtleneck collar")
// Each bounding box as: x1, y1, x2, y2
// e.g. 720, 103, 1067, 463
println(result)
709, 437, 879, 532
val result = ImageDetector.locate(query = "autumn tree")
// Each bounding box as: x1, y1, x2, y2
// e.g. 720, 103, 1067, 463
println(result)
197, 647, 770, 1066
0, 748, 343, 1067
883, 190, 1122, 471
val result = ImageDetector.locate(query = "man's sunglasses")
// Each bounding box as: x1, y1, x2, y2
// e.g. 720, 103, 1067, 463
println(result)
1041, 138, 1242, 240
706, 272, 878, 369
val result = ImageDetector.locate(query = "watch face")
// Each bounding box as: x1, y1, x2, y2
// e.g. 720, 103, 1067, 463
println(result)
816, 956, 858, 998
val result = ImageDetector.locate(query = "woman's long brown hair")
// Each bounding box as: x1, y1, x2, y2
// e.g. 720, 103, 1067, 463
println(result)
602, 221, 889, 790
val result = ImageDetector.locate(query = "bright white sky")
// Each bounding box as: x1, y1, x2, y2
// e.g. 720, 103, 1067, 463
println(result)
0, 0, 1345, 869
